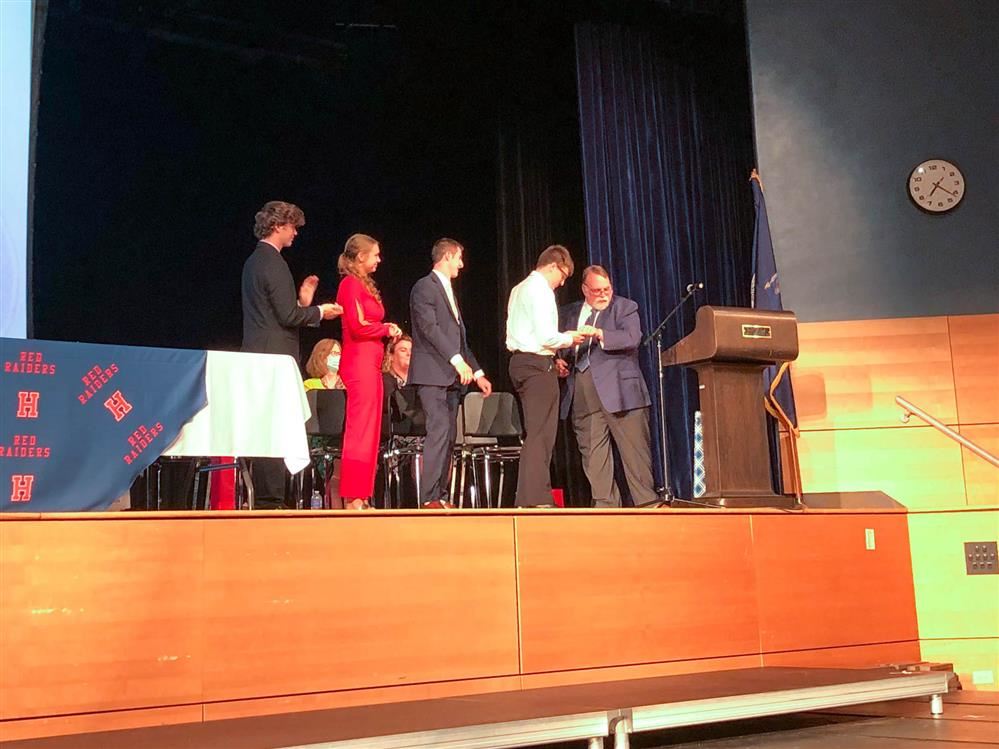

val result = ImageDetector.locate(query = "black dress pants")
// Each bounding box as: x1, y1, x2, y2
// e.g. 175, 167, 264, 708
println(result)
508, 352, 559, 507
249, 457, 289, 509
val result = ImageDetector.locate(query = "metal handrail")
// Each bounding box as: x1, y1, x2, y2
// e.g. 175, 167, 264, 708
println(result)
896, 396, 999, 469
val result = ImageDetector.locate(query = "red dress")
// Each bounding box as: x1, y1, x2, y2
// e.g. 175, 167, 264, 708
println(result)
336, 274, 391, 499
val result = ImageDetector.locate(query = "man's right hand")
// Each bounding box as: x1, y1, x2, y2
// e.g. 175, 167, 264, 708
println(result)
555, 358, 570, 378
320, 303, 343, 320
453, 359, 474, 385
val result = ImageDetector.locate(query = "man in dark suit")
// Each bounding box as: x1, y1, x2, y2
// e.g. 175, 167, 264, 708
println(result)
409, 238, 492, 508
241, 200, 341, 507
556, 265, 657, 507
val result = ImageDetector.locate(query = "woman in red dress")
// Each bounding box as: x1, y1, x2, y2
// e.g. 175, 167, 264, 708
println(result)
336, 234, 401, 510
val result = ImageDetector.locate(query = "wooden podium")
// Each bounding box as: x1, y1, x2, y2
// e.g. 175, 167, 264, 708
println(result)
663, 305, 799, 507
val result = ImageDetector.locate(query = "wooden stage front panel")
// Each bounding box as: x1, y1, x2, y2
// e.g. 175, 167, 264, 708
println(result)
515, 514, 761, 673
0, 508, 920, 740
200, 516, 520, 701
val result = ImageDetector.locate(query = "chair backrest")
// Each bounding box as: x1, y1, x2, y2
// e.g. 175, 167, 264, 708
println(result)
305, 389, 347, 437
462, 392, 523, 439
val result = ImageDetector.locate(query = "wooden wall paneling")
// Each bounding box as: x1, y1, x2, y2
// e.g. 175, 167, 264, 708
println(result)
949, 313, 999, 425
920, 638, 999, 692
200, 516, 520, 701
761, 641, 921, 669
203, 676, 524, 722
0, 705, 203, 743
0, 519, 205, 720
797, 426, 967, 509
959, 425, 999, 507
514, 515, 761, 674
519, 655, 762, 690
907, 510, 999, 641
752, 514, 918, 654
793, 317, 957, 430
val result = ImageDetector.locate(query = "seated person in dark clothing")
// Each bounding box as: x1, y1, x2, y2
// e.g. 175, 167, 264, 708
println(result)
382, 335, 412, 393
380, 336, 425, 506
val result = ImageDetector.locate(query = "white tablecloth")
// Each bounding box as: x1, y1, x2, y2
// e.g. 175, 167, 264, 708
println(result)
163, 350, 311, 473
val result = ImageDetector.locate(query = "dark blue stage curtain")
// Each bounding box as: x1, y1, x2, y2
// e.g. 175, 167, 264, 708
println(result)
575, 21, 756, 498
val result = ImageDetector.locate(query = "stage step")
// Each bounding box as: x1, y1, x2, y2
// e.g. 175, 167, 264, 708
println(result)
1, 667, 951, 749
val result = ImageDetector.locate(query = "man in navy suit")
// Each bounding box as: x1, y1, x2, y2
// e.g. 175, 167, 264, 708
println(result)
409, 238, 492, 508
556, 265, 656, 507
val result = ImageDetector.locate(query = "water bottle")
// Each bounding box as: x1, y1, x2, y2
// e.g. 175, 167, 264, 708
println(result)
310, 488, 323, 510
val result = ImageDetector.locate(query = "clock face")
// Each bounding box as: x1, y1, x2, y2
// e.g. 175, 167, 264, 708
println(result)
908, 159, 965, 213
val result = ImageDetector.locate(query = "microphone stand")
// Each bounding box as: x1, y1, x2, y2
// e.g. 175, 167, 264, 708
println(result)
640, 284, 700, 506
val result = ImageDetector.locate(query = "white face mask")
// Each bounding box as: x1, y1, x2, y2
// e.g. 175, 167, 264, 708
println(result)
326, 354, 341, 373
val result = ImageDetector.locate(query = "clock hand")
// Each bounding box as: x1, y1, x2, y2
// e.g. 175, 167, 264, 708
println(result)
936, 184, 956, 196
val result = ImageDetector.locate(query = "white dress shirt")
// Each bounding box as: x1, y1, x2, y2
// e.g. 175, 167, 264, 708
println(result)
506, 271, 574, 355
432, 269, 461, 321
432, 269, 484, 379
576, 303, 602, 356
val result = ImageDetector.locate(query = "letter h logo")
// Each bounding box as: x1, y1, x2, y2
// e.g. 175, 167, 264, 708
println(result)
103, 390, 133, 422
11, 475, 34, 503
16, 391, 40, 419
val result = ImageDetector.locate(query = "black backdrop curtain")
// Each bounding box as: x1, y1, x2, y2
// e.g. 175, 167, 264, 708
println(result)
574, 20, 757, 498
493, 15, 592, 505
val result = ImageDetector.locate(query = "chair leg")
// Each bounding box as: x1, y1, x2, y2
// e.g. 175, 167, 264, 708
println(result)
484, 454, 493, 509
497, 464, 505, 510
237, 457, 254, 510
414, 454, 422, 506
471, 454, 482, 509
459, 450, 468, 508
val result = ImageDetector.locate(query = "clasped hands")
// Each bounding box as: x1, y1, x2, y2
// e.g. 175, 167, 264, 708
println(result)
567, 325, 601, 344
555, 326, 600, 378
299, 275, 343, 320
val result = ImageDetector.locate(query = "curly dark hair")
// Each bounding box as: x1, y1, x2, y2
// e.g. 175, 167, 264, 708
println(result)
253, 201, 305, 239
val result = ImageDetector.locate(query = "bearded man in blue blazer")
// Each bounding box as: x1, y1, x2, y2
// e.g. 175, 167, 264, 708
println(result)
409, 238, 492, 508
556, 265, 657, 507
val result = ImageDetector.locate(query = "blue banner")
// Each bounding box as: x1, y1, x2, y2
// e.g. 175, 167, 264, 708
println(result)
0, 338, 207, 512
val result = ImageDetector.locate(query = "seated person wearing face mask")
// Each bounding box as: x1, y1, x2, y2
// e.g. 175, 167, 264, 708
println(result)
303, 338, 345, 507
304, 338, 345, 390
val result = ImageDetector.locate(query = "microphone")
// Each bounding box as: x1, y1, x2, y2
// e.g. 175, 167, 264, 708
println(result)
685, 282, 704, 294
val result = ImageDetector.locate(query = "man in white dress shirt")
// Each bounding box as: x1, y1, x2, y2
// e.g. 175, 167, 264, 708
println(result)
506, 245, 589, 507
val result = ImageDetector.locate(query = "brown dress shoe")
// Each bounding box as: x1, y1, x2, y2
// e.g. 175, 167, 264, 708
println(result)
421, 499, 454, 509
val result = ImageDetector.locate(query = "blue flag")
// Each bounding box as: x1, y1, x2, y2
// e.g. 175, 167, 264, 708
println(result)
750, 171, 798, 428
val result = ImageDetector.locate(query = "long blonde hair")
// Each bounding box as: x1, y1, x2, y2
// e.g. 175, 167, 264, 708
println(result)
338, 233, 381, 301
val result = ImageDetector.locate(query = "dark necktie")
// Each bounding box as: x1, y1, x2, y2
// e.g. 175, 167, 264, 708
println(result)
576, 309, 597, 372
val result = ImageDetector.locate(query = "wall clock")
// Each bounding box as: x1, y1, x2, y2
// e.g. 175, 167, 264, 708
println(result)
908, 159, 965, 213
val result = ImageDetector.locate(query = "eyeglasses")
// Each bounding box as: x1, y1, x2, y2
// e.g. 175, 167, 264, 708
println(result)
557, 266, 571, 282
582, 283, 612, 296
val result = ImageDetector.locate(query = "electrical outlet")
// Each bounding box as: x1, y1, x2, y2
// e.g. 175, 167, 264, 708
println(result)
964, 542, 998, 575
865, 528, 876, 550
